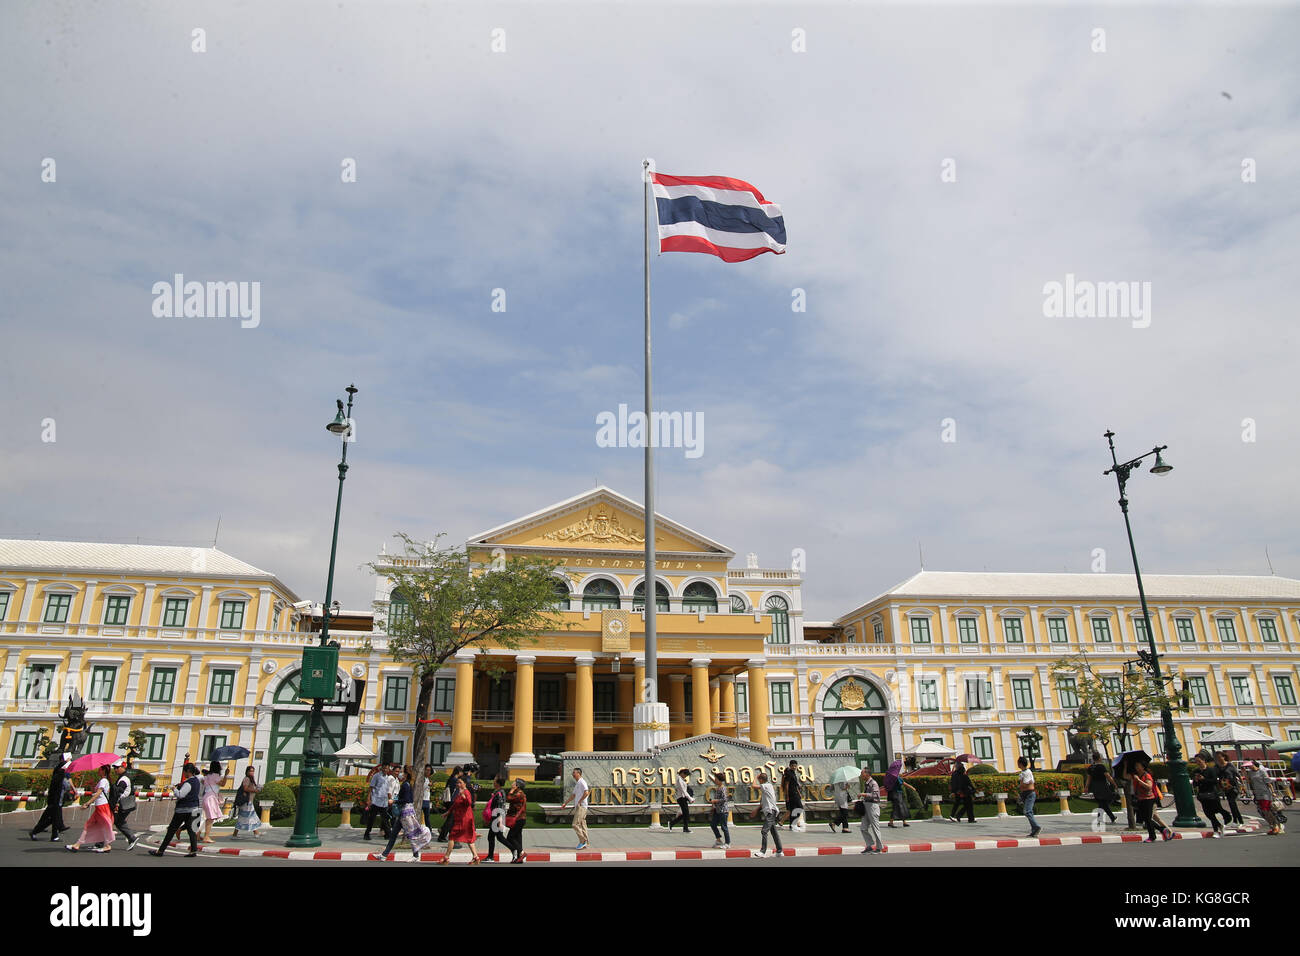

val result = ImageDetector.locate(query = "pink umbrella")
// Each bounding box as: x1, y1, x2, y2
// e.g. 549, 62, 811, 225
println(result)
951, 754, 984, 766
66, 752, 125, 773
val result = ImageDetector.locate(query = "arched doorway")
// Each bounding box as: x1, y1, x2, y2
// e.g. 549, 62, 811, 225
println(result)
266, 668, 349, 780
820, 675, 889, 772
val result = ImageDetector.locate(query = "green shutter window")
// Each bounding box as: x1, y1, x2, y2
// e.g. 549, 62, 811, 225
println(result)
770, 682, 792, 715
44, 593, 72, 623
0, 591, 10, 621
1047, 617, 1068, 643
1273, 676, 1296, 706
633, 581, 669, 612
1102, 676, 1121, 706
918, 680, 939, 712
434, 677, 455, 712
1012, 678, 1034, 710
1002, 618, 1023, 643
735, 682, 748, 715
1133, 617, 1150, 641
1216, 619, 1238, 643
958, 618, 978, 644
140, 734, 166, 760
1057, 678, 1079, 710
149, 667, 177, 703
872, 620, 884, 643
201, 735, 228, 759
89, 665, 116, 702
1091, 618, 1112, 643
909, 618, 932, 644
964, 678, 991, 710
765, 596, 789, 644
1230, 676, 1253, 705
972, 737, 994, 760
209, 668, 236, 705
1175, 619, 1196, 642
388, 593, 411, 630
774, 741, 795, 751
1187, 677, 1210, 706
384, 676, 410, 711
10, 731, 40, 759
220, 601, 246, 630
582, 579, 620, 611
683, 583, 718, 614
1260, 619, 1280, 643
20, 664, 54, 700
430, 742, 449, 764
729, 594, 746, 613
162, 597, 189, 627
103, 595, 131, 626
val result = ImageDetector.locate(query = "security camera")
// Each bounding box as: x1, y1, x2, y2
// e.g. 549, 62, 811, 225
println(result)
291, 600, 313, 610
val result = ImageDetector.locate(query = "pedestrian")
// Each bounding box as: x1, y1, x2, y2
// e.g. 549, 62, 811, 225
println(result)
1114, 758, 1138, 831
667, 767, 694, 833
418, 764, 434, 828
883, 760, 910, 828
707, 771, 731, 849
830, 780, 852, 833
484, 776, 510, 862
1016, 756, 1041, 839
947, 761, 976, 824
1086, 753, 1118, 831
437, 773, 480, 864
1130, 759, 1170, 842
749, 771, 783, 858
362, 762, 392, 840
66, 765, 116, 853
107, 758, 140, 850
1242, 761, 1282, 835
559, 767, 591, 850
373, 766, 431, 862
29, 752, 73, 842
199, 760, 229, 843
1215, 753, 1244, 825
150, 763, 201, 857
780, 759, 805, 831
436, 766, 460, 841
386, 762, 400, 807
231, 766, 261, 839
857, 766, 884, 853
1192, 754, 1231, 837
504, 778, 528, 863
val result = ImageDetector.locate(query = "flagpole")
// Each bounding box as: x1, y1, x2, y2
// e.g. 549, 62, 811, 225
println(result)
642, 157, 658, 712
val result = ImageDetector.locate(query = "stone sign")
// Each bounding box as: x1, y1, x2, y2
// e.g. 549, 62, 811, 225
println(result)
561, 734, 860, 805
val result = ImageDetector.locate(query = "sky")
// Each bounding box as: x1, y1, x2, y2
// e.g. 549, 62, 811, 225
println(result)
2, 2, 1298, 617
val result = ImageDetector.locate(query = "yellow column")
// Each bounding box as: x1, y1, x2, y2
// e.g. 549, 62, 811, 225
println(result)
719, 676, 737, 737
616, 674, 634, 750
564, 674, 576, 750
691, 659, 712, 737
668, 675, 687, 740
574, 656, 594, 751
746, 659, 769, 746
449, 651, 476, 763
509, 655, 536, 778
634, 659, 646, 704
709, 680, 721, 732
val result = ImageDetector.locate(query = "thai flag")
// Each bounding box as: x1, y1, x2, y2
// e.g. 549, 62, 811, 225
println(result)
652, 172, 786, 262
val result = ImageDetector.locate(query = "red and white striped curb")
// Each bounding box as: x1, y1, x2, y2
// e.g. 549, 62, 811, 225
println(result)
2, 791, 173, 802
151, 823, 1264, 862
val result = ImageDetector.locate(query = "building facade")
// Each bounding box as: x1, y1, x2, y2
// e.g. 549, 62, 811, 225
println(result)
4, 500, 1299, 785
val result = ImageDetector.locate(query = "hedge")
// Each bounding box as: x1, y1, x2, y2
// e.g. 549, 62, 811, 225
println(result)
967, 764, 1001, 776
0, 767, 156, 794
273, 776, 566, 812
904, 772, 1083, 802
259, 781, 296, 819
1, 772, 28, 793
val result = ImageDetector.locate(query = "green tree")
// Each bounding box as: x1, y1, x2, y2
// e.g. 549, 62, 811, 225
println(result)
118, 728, 150, 761
1050, 652, 1181, 758
368, 533, 570, 770
35, 729, 56, 761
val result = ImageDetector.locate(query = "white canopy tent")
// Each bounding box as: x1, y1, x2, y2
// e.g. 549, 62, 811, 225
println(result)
1198, 723, 1275, 762
903, 741, 958, 758
332, 738, 377, 776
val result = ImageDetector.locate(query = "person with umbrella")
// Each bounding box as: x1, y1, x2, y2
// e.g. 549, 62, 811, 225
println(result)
857, 765, 884, 853
198, 759, 230, 843
1086, 752, 1118, 831
65, 763, 118, 853
883, 760, 911, 828
231, 766, 262, 839
28, 752, 73, 842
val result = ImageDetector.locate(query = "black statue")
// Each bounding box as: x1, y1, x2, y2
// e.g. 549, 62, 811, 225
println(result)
37, 693, 94, 768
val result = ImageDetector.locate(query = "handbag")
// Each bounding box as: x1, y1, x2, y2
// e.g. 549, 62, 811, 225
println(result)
853, 799, 866, 818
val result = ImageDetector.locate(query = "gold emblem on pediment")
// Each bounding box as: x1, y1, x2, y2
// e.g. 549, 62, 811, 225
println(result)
543, 506, 645, 545
700, 743, 726, 764
839, 678, 867, 711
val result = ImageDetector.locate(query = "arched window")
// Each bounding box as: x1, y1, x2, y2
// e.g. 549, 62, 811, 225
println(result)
823, 675, 886, 711
388, 590, 411, 631
551, 579, 571, 610
765, 595, 789, 644
582, 579, 620, 611
682, 582, 718, 614
633, 581, 669, 612
729, 594, 747, 613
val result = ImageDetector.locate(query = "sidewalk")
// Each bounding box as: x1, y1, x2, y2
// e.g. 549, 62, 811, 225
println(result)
147, 812, 1268, 863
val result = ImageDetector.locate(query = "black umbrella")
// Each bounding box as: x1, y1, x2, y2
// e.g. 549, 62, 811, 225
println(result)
209, 745, 251, 762
1111, 749, 1152, 773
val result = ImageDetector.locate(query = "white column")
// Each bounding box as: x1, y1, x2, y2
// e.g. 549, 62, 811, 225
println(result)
984, 606, 997, 648
257, 587, 273, 632
18, 578, 39, 632
122, 652, 144, 709
139, 583, 157, 635
200, 586, 214, 632
1026, 605, 1042, 651
80, 581, 99, 627
184, 652, 205, 714
888, 604, 902, 644
936, 604, 951, 646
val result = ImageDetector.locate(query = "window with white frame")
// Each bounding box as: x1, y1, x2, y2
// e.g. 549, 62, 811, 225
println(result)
735, 682, 747, 715
909, 617, 931, 644
1002, 618, 1024, 643
384, 675, 410, 711
917, 679, 939, 712
1259, 618, 1280, 643
1057, 677, 1079, 709
162, 597, 189, 627
1273, 675, 1296, 706
1216, 618, 1238, 643
43, 593, 72, 623
0, 590, 11, 621
1132, 616, 1150, 642
970, 737, 994, 760
219, 600, 246, 630
773, 740, 795, 751
957, 617, 978, 644
139, 733, 166, 760
1186, 676, 1210, 707
1091, 617, 1112, 643
1047, 617, 1068, 643
872, 619, 884, 643
208, 668, 236, 705
20, 663, 55, 700
964, 678, 992, 710
9, 730, 40, 759
149, 667, 178, 703
433, 677, 455, 713
1175, 618, 1196, 642
103, 595, 131, 626
200, 734, 228, 760
88, 665, 117, 702
1229, 675, 1253, 705
430, 741, 449, 764
770, 682, 792, 715
1012, 678, 1034, 710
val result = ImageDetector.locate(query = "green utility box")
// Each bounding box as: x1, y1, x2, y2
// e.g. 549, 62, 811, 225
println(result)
299, 646, 339, 699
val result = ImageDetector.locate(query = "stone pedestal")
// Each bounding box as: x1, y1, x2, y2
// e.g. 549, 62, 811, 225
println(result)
1055, 790, 1072, 813
633, 701, 670, 752
994, 793, 1009, 817
258, 800, 273, 825
929, 795, 943, 818
339, 801, 354, 828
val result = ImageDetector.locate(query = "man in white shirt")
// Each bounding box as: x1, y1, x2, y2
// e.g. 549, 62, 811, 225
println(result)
1017, 756, 1041, 838
559, 768, 590, 850
363, 764, 392, 840
749, 772, 784, 858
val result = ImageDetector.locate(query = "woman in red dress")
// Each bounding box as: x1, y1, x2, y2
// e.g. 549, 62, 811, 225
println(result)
438, 775, 480, 865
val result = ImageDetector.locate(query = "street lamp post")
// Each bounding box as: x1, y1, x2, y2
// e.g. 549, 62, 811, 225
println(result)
1102, 430, 1202, 827
286, 385, 357, 848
